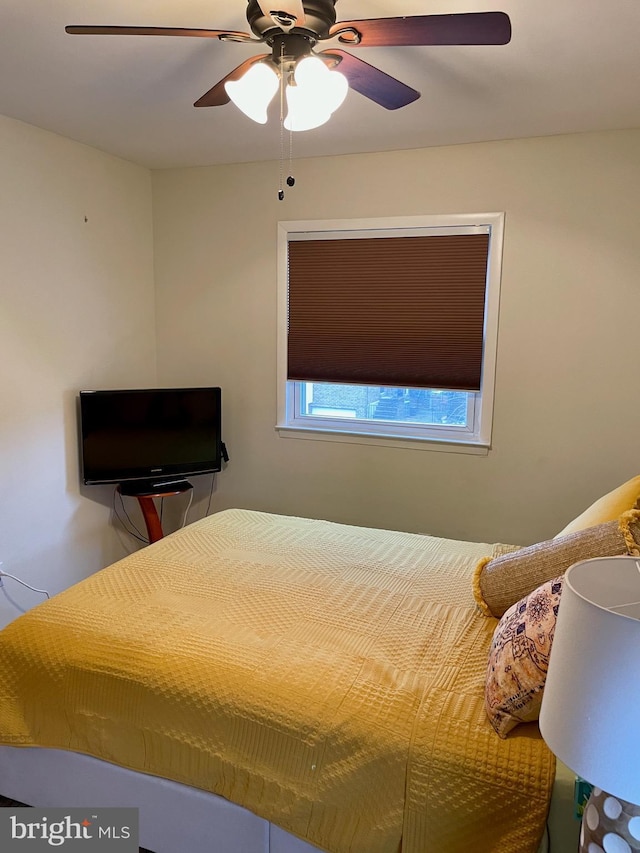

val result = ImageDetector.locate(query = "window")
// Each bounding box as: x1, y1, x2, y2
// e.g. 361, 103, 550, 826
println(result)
276, 214, 504, 452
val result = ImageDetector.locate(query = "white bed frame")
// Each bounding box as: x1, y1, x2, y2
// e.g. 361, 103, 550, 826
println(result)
0, 746, 322, 853
0, 745, 579, 853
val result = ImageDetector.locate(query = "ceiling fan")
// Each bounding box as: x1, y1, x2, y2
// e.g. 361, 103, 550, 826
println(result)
65, 1, 512, 116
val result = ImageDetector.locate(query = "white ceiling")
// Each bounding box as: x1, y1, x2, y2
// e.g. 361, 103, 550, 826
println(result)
1, 0, 639, 170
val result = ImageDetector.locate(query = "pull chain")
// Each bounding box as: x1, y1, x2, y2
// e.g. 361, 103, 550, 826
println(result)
278, 49, 285, 200
287, 123, 295, 189
277, 43, 295, 201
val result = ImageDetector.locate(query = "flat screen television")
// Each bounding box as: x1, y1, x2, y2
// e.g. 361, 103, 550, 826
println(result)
79, 387, 223, 490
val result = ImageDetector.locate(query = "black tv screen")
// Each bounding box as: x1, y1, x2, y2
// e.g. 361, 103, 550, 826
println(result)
79, 387, 222, 487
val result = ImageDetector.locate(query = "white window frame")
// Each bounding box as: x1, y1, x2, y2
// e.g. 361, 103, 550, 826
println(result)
276, 213, 504, 454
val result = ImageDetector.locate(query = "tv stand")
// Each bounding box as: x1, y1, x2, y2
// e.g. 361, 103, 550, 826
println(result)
117, 480, 193, 544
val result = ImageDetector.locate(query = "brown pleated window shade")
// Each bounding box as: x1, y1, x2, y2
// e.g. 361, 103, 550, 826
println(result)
287, 233, 490, 391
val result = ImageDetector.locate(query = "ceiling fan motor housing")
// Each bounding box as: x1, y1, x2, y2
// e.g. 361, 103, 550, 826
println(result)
246, 0, 337, 42
269, 32, 317, 64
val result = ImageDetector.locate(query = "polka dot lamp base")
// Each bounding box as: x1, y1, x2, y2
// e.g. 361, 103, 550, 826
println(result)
581, 788, 640, 853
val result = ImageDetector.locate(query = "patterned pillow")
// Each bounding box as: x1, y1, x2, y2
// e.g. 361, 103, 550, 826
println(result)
485, 575, 563, 738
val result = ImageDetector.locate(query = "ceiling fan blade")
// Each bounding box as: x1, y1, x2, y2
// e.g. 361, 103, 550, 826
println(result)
320, 50, 419, 110
257, 1, 305, 26
65, 25, 252, 39
328, 11, 511, 47
194, 55, 271, 107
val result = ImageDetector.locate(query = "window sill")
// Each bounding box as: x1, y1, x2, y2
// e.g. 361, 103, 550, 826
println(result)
275, 424, 490, 455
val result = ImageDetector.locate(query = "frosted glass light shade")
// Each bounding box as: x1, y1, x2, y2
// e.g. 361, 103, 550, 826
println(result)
284, 56, 348, 131
225, 62, 279, 124
539, 556, 640, 804
284, 84, 331, 131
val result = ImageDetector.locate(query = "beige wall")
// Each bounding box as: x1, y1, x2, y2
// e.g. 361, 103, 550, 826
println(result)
152, 128, 640, 546
2, 119, 636, 629
0, 115, 156, 628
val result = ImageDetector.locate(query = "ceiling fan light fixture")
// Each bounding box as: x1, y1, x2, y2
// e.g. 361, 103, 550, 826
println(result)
225, 61, 279, 123
295, 55, 348, 112
283, 55, 348, 131
284, 84, 331, 131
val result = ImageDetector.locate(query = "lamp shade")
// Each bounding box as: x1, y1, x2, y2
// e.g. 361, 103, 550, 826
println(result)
539, 556, 640, 804
284, 56, 348, 131
284, 84, 331, 132
225, 62, 279, 124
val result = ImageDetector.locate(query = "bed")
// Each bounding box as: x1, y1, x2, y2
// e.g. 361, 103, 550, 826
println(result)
0, 505, 599, 852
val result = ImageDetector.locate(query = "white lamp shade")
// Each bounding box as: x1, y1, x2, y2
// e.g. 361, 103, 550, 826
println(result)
294, 56, 348, 112
284, 84, 331, 131
284, 56, 348, 131
539, 556, 640, 804
225, 62, 279, 124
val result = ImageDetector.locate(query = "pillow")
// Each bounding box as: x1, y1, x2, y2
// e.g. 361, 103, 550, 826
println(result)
555, 474, 640, 537
473, 511, 640, 618
485, 575, 563, 738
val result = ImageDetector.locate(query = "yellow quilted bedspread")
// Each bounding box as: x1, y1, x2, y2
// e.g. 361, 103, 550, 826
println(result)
0, 509, 554, 853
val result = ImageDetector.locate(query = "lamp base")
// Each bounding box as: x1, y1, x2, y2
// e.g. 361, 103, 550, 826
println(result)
580, 788, 640, 852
